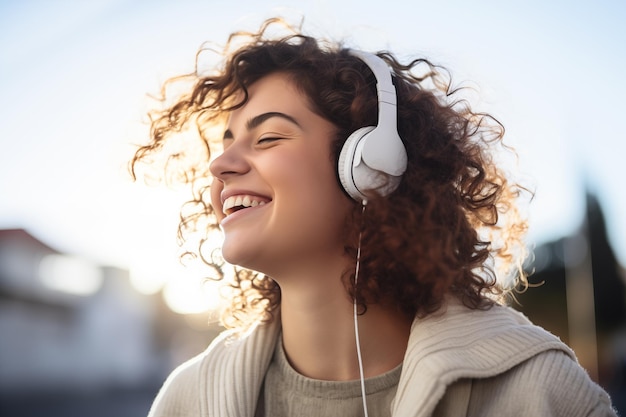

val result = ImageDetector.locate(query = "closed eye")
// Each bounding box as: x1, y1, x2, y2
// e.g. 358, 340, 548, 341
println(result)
257, 137, 283, 144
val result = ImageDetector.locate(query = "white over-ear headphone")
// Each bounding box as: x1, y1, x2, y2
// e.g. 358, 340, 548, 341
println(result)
338, 50, 408, 203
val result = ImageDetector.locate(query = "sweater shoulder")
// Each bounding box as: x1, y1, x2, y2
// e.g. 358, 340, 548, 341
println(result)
394, 302, 580, 416
146, 351, 206, 417
464, 349, 617, 416
147, 320, 281, 417
145, 327, 242, 417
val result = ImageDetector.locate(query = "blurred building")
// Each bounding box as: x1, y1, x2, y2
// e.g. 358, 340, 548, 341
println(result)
0, 229, 219, 417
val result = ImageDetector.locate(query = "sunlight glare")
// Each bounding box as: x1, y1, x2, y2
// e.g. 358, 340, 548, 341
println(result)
39, 254, 103, 296
129, 262, 170, 295
162, 264, 226, 315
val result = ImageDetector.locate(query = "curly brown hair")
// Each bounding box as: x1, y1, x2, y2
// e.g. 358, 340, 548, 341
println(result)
130, 18, 530, 328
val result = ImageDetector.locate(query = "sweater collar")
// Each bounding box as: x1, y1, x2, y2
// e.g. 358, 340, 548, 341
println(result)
203, 301, 574, 417
392, 301, 575, 416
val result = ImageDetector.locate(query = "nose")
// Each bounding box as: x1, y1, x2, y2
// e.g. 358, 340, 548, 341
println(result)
209, 142, 251, 181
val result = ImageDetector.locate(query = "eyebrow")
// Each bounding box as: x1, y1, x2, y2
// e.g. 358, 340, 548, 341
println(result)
223, 111, 301, 139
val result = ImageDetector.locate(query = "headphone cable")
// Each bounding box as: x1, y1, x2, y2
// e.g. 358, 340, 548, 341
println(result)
354, 199, 369, 417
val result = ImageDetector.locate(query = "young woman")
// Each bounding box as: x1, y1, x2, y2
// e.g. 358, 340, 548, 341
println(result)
132, 18, 617, 417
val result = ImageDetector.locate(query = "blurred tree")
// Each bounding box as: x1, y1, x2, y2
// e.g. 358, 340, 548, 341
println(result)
517, 190, 625, 410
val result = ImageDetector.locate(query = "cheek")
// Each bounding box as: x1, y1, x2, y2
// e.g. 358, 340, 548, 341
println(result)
288, 157, 352, 217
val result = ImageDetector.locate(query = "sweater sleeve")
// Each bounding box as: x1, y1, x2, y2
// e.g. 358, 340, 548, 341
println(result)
147, 355, 204, 417
465, 349, 617, 417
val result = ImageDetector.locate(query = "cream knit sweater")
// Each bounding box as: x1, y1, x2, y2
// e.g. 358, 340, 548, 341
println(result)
148, 301, 617, 417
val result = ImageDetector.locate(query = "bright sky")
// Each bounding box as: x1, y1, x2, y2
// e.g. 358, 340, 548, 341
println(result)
1, 0, 625, 311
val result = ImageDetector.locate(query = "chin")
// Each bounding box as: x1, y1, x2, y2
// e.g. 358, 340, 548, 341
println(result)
221, 242, 259, 272
220, 245, 244, 267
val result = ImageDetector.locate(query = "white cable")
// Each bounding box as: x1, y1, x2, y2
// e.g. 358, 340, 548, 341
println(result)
354, 200, 369, 417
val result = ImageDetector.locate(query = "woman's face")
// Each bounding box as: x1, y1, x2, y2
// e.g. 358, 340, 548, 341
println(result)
209, 72, 354, 277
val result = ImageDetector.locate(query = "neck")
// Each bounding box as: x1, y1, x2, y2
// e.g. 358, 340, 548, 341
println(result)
277, 265, 412, 381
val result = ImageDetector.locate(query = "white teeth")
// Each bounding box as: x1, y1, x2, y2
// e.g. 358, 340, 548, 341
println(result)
222, 194, 268, 215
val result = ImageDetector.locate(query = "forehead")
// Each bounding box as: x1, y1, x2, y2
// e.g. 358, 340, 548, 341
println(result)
227, 73, 310, 126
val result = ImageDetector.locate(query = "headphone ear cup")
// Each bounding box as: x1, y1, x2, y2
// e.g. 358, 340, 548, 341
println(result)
338, 50, 408, 202
338, 126, 376, 202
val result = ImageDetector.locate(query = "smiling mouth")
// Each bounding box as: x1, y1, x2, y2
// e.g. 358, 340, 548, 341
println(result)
222, 194, 271, 216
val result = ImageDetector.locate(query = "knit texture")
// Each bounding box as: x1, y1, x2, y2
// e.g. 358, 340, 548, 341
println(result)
147, 301, 618, 417
258, 336, 401, 416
